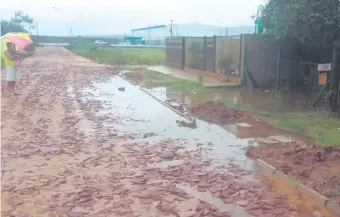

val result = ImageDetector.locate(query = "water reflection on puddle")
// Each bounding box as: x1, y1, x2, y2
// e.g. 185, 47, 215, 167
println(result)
146, 86, 325, 113
81, 76, 253, 170
155, 160, 184, 168
76, 76, 336, 217
177, 184, 252, 217
146, 86, 314, 143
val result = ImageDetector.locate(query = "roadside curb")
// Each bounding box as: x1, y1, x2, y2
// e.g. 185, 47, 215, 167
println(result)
139, 87, 193, 121
256, 159, 340, 216
118, 74, 193, 122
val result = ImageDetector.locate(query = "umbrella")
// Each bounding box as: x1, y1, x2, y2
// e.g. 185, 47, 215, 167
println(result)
1, 32, 33, 51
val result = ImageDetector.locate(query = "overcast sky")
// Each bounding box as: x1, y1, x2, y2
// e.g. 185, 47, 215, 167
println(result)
0, 0, 265, 36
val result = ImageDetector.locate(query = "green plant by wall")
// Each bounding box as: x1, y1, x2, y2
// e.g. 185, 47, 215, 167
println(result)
219, 55, 234, 72
198, 73, 204, 83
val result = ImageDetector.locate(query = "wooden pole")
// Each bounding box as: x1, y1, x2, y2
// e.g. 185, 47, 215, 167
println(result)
181, 37, 185, 70
276, 45, 281, 92
240, 35, 246, 84
330, 46, 340, 111
203, 36, 207, 71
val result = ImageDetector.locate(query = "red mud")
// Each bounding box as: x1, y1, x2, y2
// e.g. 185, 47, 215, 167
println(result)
188, 101, 260, 125
1, 47, 335, 217
247, 144, 340, 206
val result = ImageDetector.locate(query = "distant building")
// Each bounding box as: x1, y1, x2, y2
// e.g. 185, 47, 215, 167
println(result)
83, 23, 254, 45
131, 23, 254, 39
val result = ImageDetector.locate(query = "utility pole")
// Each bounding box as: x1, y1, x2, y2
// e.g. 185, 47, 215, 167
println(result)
69, 28, 73, 40
170, 20, 174, 37
35, 21, 39, 36
148, 25, 151, 45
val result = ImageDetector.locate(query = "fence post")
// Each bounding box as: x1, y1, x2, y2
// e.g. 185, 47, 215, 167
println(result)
181, 37, 185, 70
240, 35, 245, 85
276, 44, 281, 92
203, 36, 207, 71
165, 38, 168, 67
213, 35, 217, 73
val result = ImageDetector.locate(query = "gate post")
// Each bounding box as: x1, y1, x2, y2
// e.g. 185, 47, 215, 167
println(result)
240, 35, 246, 84
165, 38, 169, 67
181, 37, 185, 70
213, 35, 216, 73
203, 36, 207, 71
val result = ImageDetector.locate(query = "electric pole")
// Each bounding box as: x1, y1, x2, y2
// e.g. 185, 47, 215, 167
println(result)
69, 28, 73, 40
35, 21, 39, 36
170, 20, 174, 37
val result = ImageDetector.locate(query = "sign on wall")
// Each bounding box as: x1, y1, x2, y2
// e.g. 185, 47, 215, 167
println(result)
317, 63, 331, 85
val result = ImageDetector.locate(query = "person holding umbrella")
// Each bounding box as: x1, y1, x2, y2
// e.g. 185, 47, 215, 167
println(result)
3, 42, 21, 95
1, 33, 33, 96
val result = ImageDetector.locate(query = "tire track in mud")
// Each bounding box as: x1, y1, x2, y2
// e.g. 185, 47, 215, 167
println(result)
1, 47, 336, 217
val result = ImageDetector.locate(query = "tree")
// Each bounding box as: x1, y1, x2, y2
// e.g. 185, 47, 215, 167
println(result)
1, 11, 34, 36
260, 0, 340, 47
21, 14, 35, 34
1, 20, 27, 36
10, 11, 24, 27
260, 0, 340, 111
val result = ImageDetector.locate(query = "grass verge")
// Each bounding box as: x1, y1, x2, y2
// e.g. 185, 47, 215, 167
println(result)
66, 45, 165, 65
142, 70, 238, 92
142, 70, 207, 91
221, 99, 340, 145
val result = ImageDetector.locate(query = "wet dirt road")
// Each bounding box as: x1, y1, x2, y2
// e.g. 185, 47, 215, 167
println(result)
1, 47, 336, 217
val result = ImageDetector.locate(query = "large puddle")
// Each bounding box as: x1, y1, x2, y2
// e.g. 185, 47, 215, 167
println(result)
145, 86, 317, 143
147, 86, 327, 113
82, 76, 252, 169
79, 76, 334, 217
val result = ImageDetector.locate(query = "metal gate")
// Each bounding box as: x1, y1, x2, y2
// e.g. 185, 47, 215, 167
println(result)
204, 37, 216, 72
166, 37, 184, 69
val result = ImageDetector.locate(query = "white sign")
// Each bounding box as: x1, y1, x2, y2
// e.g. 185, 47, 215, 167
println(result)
318, 63, 331, 71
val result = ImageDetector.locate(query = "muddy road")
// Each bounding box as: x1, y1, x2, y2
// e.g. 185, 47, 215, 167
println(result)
1, 47, 336, 217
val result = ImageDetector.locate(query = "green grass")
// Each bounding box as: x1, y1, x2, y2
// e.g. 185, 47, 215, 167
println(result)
222, 100, 340, 145
142, 70, 207, 91
277, 113, 340, 145
142, 70, 239, 92
66, 45, 165, 65
141, 71, 340, 145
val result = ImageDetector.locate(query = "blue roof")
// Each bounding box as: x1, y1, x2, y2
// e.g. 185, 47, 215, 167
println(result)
131, 25, 166, 32
124, 36, 142, 40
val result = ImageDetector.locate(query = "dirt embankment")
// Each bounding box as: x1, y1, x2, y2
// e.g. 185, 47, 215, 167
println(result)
188, 101, 261, 125
247, 145, 340, 206
189, 101, 340, 206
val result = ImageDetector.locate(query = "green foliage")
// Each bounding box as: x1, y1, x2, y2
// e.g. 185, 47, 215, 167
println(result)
1, 20, 27, 36
197, 73, 204, 83
67, 45, 165, 65
188, 41, 204, 69
218, 55, 233, 71
188, 41, 203, 54
143, 70, 207, 91
1, 11, 34, 36
260, 0, 340, 46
